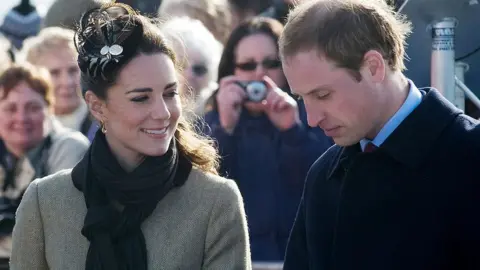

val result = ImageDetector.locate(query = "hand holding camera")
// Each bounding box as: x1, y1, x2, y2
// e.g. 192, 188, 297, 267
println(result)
216, 75, 299, 133
262, 76, 300, 131
234, 81, 268, 102
216, 76, 247, 134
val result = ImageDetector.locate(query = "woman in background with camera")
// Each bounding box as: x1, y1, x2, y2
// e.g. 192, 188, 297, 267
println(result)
203, 17, 332, 262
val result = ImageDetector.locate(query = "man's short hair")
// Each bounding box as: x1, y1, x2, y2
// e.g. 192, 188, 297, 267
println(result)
279, 0, 412, 79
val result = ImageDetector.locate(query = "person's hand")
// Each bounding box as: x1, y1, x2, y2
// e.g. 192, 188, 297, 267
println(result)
262, 76, 300, 131
216, 76, 247, 134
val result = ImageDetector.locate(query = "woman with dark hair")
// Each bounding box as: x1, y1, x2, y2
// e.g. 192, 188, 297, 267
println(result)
203, 17, 332, 261
11, 3, 251, 270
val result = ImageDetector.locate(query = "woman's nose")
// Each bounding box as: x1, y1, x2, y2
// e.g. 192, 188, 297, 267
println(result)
151, 99, 171, 120
12, 108, 28, 122
254, 65, 267, 81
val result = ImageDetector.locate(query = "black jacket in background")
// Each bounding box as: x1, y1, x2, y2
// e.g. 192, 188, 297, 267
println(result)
284, 88, 480, 270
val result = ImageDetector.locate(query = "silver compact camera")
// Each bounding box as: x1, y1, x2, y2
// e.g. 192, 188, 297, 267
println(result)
235, 81, 268, 102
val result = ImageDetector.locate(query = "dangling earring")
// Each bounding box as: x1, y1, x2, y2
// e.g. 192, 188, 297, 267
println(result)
100, 120, 107, 134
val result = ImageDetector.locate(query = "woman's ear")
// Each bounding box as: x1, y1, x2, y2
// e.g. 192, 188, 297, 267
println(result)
85, 90, 106, 122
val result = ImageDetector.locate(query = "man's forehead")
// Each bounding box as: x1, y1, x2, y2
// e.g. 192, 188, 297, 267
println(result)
283, 51, 339, 94
283, 50, 337, 72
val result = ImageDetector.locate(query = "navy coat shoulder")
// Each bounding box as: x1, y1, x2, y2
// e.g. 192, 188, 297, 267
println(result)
284, 88, 480, 270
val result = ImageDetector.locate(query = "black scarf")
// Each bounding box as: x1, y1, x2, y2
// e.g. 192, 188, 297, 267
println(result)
72, 131, 192, 270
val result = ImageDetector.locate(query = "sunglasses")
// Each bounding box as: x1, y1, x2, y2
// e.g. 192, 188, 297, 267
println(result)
235, 59, 282, 71
190, 64, 208, 77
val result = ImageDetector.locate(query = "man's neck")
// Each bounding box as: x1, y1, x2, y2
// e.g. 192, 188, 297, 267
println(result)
367, 72, 410, 140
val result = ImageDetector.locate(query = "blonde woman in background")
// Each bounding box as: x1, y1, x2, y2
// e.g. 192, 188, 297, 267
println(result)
20, 27, 97, 140
158, 0, 232, 44
161, 16, 223, 117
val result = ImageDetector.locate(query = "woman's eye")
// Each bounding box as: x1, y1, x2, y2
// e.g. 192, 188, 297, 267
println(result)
28, 104, 42, 112
164, 90, 179, 98
2, 106, 15, 113
317, 93, 330, 100
131, 96, 148, 102
68, 67, 79, 76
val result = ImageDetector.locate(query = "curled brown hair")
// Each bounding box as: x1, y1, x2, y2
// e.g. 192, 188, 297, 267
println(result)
279, 0, 412, 80
0, 63, 54, 107
75, 3, 219, 174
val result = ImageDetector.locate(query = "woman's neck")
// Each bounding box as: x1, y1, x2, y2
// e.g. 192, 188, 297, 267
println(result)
104, 134, 145, 172
4, 141, 29, 158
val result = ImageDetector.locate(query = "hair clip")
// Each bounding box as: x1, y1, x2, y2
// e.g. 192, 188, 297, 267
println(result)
100, 44, 123, 62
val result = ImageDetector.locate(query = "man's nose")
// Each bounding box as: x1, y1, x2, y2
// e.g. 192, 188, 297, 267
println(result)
306, 104, 326, 128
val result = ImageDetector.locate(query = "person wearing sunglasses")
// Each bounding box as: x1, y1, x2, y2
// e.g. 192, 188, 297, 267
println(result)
161, 16, 223, 117
203, 17, 332, 262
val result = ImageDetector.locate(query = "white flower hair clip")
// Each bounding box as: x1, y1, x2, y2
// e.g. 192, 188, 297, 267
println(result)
100, 44, 123, 62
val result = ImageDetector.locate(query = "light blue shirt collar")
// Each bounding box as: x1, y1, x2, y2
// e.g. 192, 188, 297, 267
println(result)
360, 80, 422, 151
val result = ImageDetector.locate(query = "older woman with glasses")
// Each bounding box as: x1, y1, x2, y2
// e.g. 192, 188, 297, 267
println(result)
21, 27, 98, 141
203, 17, 332, 262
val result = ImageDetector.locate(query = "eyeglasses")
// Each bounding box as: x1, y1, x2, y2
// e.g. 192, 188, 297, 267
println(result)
190, 64, 208, 77
235, 59, 282, 71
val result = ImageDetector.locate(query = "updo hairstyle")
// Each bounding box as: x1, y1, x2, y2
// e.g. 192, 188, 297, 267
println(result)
74, 3, 219, 174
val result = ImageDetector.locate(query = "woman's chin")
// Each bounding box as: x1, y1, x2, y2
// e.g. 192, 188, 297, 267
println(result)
137, 142, 172, 157
12, 136, 39, 148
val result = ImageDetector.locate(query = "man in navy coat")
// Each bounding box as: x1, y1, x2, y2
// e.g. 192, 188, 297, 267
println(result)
278, 0, 480, 269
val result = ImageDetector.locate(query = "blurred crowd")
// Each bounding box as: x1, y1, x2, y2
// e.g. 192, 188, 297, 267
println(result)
1, 0, 477, 269
2, 0, 479, 269
0, 0, 338, 265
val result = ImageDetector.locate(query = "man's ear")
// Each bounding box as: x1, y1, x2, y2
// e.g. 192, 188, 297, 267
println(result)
359, 50, 386, 84
85, 90, 106, 122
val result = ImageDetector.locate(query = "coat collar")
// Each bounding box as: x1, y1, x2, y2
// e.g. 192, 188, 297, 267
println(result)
379, 88, 462, 168
329, 88, 462, 179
